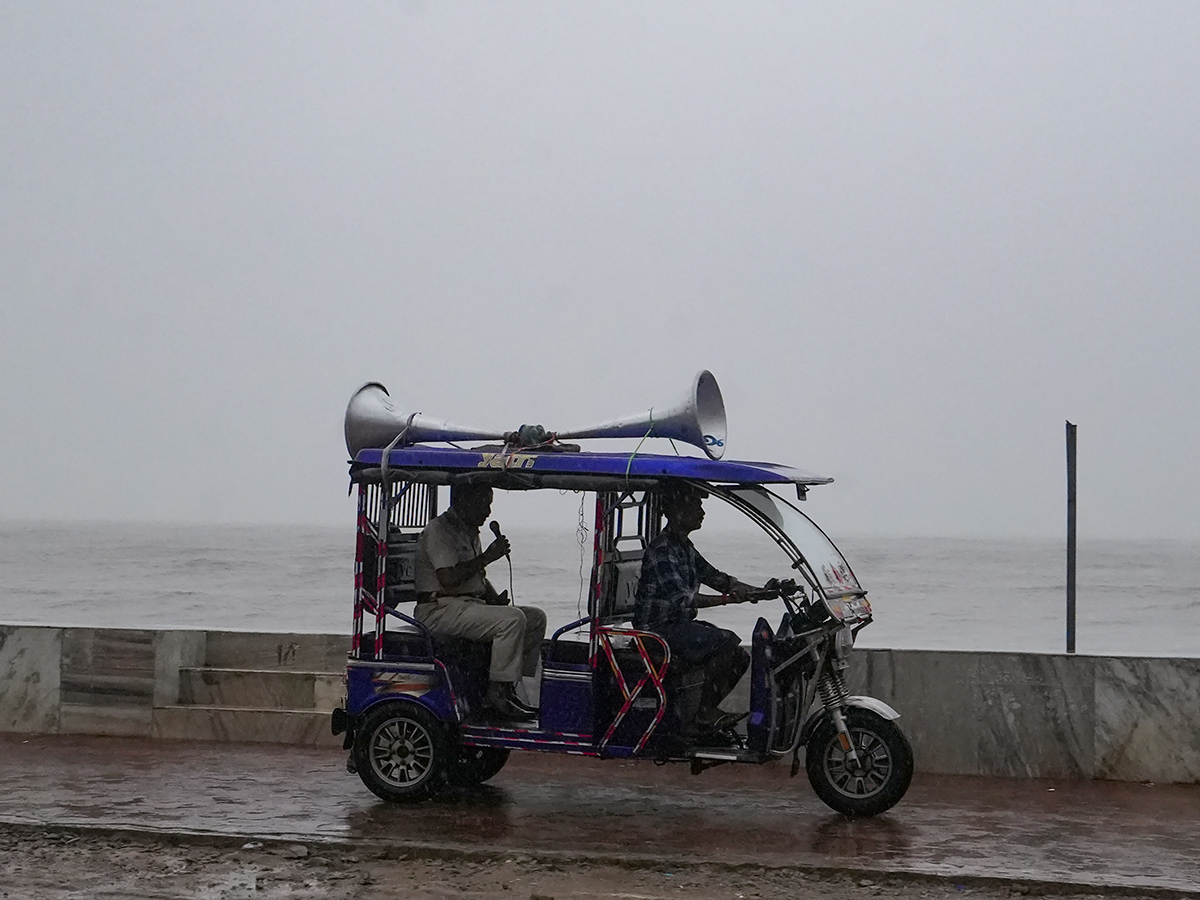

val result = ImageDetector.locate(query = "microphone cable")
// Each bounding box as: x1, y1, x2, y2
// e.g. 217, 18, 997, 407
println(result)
490, 520, 514, 604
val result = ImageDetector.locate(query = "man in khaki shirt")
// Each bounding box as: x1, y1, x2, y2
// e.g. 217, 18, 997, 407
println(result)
413, 483, 546, 721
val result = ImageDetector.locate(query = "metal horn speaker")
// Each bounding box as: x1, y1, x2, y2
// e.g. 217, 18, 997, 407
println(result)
344, 382, 504, 457
555, 370, 728, 459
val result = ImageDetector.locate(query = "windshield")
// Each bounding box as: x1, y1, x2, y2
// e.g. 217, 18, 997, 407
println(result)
721, 485, 864, 599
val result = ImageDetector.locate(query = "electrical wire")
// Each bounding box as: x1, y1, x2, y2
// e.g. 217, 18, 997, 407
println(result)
576, 492, 589, 617
623, 414, 655, 480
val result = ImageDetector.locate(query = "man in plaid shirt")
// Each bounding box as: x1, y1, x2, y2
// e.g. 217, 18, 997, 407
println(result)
633, 483, 775, 742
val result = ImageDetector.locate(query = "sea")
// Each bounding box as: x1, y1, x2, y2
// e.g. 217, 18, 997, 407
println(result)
1, 521, 1197, 658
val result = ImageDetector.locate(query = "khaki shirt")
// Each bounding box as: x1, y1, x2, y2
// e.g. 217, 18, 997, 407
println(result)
414, 507, 485, 596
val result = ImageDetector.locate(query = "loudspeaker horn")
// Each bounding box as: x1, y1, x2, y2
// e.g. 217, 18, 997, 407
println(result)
344, 382, 504, 457
554, 370, 727, 459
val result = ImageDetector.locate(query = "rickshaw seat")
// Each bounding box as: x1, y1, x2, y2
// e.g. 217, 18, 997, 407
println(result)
379, 533, 491, 668
431, 635, 492, 672
598, 548, 644, 624
381, 629, 431, 658
384, 533, 421, 608
357, 629, 432, 661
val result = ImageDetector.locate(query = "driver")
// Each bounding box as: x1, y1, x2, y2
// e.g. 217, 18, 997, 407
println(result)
413, 483, 547, 722
632, 482, 774, 741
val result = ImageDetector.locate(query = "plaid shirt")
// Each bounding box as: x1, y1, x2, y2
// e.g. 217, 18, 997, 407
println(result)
632, 529, 733, 631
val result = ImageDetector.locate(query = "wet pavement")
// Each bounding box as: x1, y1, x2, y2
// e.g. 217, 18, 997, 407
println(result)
1, 734, 1197, 894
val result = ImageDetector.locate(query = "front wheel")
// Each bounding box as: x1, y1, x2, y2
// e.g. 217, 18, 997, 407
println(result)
354, 702, 449, 803
806, 708, 914, 817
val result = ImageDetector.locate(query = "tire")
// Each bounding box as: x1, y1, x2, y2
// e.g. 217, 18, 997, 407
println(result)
805, 707, 914, 817
447, 745, 511, 787
354, 702, 449, 803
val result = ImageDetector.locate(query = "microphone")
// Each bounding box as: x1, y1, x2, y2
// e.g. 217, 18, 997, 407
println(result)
489, 521, 509, 558
489, 520, 513, 605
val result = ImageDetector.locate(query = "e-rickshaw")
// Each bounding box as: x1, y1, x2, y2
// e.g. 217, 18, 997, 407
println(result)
332, 373, 913, 817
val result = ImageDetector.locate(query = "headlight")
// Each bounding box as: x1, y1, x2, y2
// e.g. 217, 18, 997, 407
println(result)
834, 624, 855, 658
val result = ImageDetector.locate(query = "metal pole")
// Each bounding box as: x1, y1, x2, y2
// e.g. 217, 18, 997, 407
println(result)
1066, 421, 1077, 654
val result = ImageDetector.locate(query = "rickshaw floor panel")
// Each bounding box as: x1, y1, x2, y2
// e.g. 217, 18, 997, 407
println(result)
458, 722, 766, 766
460, 723, 600, 756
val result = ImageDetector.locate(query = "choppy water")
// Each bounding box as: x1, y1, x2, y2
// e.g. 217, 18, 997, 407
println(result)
1, 521, 1197, 656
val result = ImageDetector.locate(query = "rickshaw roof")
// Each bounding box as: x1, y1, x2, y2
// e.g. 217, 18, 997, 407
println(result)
349, 445, 832, 489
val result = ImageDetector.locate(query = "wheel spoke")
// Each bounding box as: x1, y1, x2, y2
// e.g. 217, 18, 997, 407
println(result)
823, 725, 894, 798
369, 715, 434, 788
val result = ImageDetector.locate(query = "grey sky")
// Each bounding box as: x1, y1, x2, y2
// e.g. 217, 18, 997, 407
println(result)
2, 3, 1197, 539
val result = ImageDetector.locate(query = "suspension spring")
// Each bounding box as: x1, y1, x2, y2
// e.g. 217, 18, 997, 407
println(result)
817, 671, 850, 713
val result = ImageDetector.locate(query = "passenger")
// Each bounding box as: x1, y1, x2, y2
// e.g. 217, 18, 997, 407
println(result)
633, 483, 774, 742
413, 483, 547, 722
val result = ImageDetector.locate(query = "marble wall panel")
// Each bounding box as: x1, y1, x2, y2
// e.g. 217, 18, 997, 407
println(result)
59, 705, 153, 736
1094, 657, 1200, 783
313, 674, 344, 711
179, 669, 317, 709
152, 706, 339, 746
0, 626, 61, 733
59, 628, 155, 736
852, 649, 983, 776
152, 631, 206, 707
974, 653, 1094, 778
203, 632, 349, 671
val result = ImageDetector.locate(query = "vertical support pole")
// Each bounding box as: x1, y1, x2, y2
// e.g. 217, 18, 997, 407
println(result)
1066, 421, 1077, 654
351, 484, 368, 659
587, 492, 607, 667
375, 482, 389, 659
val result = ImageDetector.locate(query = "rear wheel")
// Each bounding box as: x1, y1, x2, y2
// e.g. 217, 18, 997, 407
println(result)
447, 745, 510, 786
806, 708, 913, 817
354, 702, 448, 803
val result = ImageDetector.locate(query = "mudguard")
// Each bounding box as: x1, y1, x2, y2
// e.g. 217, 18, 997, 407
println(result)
797, 695, 900, 748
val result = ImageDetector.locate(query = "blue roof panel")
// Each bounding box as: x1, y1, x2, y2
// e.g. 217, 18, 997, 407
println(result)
351, 446, 832, 486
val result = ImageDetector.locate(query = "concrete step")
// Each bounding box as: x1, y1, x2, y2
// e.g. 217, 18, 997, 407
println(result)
201, 631, 350, 672
151, 704, 341, 747
178, 667, 342, 711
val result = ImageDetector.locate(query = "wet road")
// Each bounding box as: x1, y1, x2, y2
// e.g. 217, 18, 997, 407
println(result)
1, 734, 1197, 893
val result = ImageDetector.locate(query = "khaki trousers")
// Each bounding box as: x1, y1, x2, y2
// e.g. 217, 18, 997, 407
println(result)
413, 597, 547, 683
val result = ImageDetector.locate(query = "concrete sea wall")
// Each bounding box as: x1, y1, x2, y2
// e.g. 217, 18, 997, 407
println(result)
847, 648, 1200, 783
2, 624, 1197, 783
0, 626, 346, 747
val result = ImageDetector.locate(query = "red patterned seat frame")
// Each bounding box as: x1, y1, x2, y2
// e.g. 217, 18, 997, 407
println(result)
592, 626, 671, 754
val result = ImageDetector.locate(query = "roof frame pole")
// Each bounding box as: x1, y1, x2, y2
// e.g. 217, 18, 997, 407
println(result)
1066, 421, 1077, 654
351, 483, 369, 659
374, 483, 388, 659
587, 492, 606, 664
